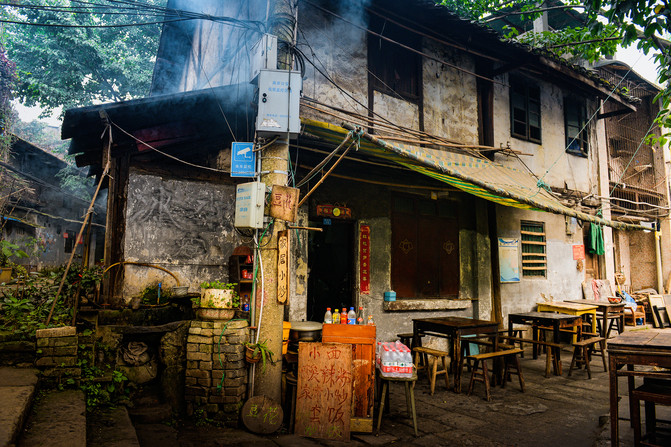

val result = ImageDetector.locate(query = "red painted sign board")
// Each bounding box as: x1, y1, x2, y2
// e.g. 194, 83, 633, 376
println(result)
359, 225, 370, 295
573, 244, 585, 260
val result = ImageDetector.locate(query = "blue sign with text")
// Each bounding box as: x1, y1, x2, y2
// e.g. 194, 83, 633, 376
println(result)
231, 142, 256, 177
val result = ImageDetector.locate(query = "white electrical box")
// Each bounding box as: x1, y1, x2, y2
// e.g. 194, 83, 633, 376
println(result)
250, 34, 278, 82
255, 69, 302, 138
234, 182, 266, 229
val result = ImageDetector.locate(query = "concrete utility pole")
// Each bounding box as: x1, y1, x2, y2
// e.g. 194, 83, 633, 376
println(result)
254, 0, 296, 402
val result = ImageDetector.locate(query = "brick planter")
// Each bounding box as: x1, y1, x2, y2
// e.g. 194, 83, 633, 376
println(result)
185, 319, 249, 426
35, 326, 80, 384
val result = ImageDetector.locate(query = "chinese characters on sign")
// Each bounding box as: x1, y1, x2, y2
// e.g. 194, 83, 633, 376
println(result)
295, 342, 353, 441
498, 238, 520, 283
240, 395, 283, 434
277, 230, 289, 304
359, 225, 370, 295
230, 142, 256, 178
269, 185, 299, 222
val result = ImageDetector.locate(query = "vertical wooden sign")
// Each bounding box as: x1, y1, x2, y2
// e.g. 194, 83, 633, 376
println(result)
277, 230, 289, 304
295, 342, 353, 441
359, 225, 371, 294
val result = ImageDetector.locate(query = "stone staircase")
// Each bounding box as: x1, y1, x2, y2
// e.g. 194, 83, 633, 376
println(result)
0, 367, 38, 447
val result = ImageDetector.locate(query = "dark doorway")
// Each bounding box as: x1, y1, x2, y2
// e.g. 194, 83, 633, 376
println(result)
307, 220, 355, 322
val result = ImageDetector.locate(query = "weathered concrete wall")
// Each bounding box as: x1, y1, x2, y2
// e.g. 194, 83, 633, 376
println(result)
496, 206, 585, 324
492, 74, 596, 194
629, 230, 658, 291
422, 42, 479, 144
122, 170, 245, 300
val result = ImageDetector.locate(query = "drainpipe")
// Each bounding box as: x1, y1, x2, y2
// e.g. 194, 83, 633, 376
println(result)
656, 228, 664, 294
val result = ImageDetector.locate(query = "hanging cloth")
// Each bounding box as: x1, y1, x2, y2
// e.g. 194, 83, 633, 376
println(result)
588, 223, 605, 256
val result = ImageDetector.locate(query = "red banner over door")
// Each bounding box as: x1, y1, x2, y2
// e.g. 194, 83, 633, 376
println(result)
360, 225, 371, 295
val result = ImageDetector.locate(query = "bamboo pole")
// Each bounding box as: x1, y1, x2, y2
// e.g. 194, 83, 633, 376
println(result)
46, 125, 112, 326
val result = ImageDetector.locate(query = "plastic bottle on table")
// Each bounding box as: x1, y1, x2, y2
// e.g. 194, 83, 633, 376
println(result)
323, 308, 333, 324
347, 307, 356, 324
356, 306, 364, 324
333, 309, 340, 324
381, 344, 393, 377
340, 308, 347, 324
367, 315, 375, 325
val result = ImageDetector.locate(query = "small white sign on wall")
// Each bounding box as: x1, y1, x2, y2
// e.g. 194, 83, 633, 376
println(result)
499, 238, 520, 283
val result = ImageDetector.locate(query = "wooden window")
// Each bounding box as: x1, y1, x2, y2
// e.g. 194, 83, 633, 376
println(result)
368, 15, 421, 101
510, 77, 541, 143
565, 97, 589, 157
521, 221, 546, 277
64, 230, 75, 254
391, 196, 459, 298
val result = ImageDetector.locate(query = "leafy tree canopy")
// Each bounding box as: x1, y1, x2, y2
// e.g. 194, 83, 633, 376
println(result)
2, 0, 167, 116
439, 0, 670, 144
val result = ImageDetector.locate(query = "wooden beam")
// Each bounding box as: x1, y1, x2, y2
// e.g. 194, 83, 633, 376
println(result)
597, 109, 633, 120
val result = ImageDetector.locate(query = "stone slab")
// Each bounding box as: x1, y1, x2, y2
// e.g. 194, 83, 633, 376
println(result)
35, 327, 76, 338
87, 407, 140, 447
18, 389, 86, 447
0, 367, 38, 387
0, 386, 35, 447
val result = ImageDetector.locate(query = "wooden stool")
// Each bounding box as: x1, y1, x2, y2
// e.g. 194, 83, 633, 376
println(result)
630, 380, 671, 446
568, 334, 607, 379
412, 346, 449, 395
376, 372, 418, 437
467, 348, 523, 401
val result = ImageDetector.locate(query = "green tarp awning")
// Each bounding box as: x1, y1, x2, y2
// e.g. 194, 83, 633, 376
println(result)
301, 119, 645, 231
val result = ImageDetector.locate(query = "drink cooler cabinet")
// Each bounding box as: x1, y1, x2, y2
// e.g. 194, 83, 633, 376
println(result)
321, 324, 376, 433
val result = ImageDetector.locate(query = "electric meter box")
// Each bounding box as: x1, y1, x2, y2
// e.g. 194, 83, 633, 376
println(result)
234, 182, 265, 229
255, 69, 302, 138
250, 34, 278, 81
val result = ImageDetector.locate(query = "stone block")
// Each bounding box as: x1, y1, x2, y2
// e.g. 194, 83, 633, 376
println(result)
194, 396, 208, 405
224, 384, 246, 396
224, 377, 245, 388
225, 353, 244, 363
37, 347, 53, 356
36, 326, 76, 338
41, 367, 81, 378
184, 386, 208, 397
200, 329, 214, 337
199, 361, 213, 370
197, 378, 211, 387
224, 361, 245, 369
217, 344, 243, 355
214, 320, 248, 330
51, 337, 78, 347
189, 335, 212, 344
185, 377, 197, 386
199, 321, 214, 329
186, 351, 211, 362
35, 356, 77, 367
186, 369, 210, 379
186, 343, 198, 352
36, 338, 51, 348
222, 403, 242, 413
188, 327, 202, 335
52, 346, 78, 356
198, 344, 213, 354
209, 395, 242, 404
224, 369, 246, 379
186, 360, 199, 369
206, 404, 219, 414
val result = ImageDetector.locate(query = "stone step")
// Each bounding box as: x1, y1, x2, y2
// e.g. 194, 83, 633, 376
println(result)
16, 389, 86, 447
0, 367, 38, 447
88, 407, 141, 447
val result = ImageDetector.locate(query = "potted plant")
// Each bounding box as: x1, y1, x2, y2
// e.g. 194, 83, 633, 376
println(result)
0, 239, 28, 283
199, 281, 240, 308
195, 281, 240, 320
245, 340, 274, 372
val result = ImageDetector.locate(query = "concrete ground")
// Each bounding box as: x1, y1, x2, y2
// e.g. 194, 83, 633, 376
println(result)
132, 344, 670, 447
7, 341, 671, 446
0, 367, 38, 447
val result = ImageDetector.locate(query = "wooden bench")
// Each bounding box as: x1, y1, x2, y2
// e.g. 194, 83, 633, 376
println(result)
466, 348, 524, 401
500, 336, 563, 377
412, 346, 449, 395
568, 334, 607, 379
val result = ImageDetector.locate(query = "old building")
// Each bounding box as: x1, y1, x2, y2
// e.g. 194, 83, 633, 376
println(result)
0, 136, 104, 269
62, 0, 649, 343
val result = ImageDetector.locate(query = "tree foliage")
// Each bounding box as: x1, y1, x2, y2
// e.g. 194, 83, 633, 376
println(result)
2, 0, 166, 116
439, 0, 670, 145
